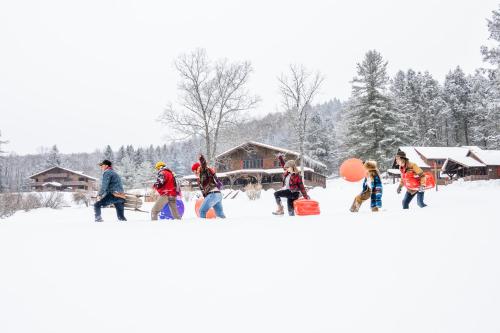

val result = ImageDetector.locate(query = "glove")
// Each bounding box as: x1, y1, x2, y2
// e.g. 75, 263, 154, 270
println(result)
418, 185, 425, 192
396, 185, 402, 194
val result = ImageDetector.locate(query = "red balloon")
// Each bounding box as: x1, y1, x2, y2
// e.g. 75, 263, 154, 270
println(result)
339, 158, 366, 182
195, 197, 216, 219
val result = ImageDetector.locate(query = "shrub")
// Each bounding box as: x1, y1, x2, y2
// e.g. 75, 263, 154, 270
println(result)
39, 192, 65, 209
244, 183, 262, 200
72, 191, 92, 207
0, 193, 22, 218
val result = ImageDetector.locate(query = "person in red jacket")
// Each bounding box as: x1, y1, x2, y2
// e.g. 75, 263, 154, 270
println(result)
151, 161, 181, 220
273, 154, 310, 216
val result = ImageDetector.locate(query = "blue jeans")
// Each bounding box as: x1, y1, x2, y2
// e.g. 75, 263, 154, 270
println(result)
402, 191, 427, 209
94, 193, 126, 220
200, 192, 226, 218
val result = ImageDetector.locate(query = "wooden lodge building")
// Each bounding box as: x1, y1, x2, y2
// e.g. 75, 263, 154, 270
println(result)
183, 141, 327, 190
390, 146, 500, 183
29, 166, 98, 192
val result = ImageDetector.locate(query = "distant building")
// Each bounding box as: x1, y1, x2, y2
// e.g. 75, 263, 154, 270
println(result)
183, 141, 327, 190
29, 166, 97, 191
390, 146, 500, 183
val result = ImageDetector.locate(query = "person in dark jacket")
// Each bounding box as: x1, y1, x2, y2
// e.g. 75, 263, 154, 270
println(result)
94, 159, 126, 222
192, 154, 226, 219
273, 155, 310, 216
395, 151, 428, 209
350, 160, 383, 212
151, 161, 181, 220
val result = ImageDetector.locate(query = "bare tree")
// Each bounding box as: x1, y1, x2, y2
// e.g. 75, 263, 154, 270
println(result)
278, 65, 324, 178
160, 49, 260, 163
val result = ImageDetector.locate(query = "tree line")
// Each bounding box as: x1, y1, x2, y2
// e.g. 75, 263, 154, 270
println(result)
1, 6, 500, 191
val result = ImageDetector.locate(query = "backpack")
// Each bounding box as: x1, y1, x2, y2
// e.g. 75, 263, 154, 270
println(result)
159, 168, 182, 196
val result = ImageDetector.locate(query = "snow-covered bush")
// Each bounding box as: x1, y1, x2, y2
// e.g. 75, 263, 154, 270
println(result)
72, 191, 92, 207
0, 193, 22, 218
244, 183, 262, 200
39, 192, 65, 209
21, 193, 42, 211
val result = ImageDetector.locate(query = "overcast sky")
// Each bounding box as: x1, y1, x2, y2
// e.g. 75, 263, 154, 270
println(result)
1, 0, 498, 154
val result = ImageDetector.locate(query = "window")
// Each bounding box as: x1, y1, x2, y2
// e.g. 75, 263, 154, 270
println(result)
243, 159, 263, 169
78, 177, 85, 181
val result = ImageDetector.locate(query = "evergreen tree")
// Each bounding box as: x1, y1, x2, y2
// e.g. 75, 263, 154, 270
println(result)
420, 72, 447, 145
135, 161, 155, 189
305, 109, 336, 172
469, 72, 500, 148
481, 5, 500, 84
443, 67, 473, 145
146, 145, 156, 164
116, 146, 126, 164
126, 145, 135, 159
133, 148, 144, 168
103, 145, 114, 162
45, 145, 62, 168
118, 155, 136, 189
344, 50, 402, 169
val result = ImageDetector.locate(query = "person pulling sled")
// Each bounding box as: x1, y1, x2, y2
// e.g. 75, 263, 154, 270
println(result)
395, 151, 428, 209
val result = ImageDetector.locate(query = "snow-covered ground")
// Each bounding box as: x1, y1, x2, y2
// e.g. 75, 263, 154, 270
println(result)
1, 179, 499, 333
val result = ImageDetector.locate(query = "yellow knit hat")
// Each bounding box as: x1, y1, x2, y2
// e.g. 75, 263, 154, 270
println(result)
155, 161, 166, 170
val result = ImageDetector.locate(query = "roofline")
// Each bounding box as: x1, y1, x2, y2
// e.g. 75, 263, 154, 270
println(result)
442, 157, 486, 169
215, 141, 327, 168
29, 166, 97, 180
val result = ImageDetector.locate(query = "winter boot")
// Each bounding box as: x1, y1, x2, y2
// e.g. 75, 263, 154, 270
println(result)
349, 198, 361, 212
272, 204, 284, 215
95, 216, 104, 222
371, 207, 379, 212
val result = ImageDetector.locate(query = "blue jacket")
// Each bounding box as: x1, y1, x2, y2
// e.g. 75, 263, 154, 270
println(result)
98, 168, 124, 196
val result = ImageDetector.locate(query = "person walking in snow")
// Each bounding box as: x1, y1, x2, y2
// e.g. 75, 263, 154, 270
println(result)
192, 154, 226, 219
94, 159, 127, 222
350, 160, 383, 212
395, 151, 428, 209
151, 161, 181, 220
273, 154, 310, 216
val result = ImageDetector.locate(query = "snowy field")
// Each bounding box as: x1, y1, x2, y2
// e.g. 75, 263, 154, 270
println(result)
1, 179, 499, 333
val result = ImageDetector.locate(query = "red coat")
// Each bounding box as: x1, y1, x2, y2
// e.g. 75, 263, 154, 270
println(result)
153, 168, 177, 196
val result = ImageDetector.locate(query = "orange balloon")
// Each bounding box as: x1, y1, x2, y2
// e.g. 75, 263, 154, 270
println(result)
339, 158, 366, 182
195, 197, 216, 219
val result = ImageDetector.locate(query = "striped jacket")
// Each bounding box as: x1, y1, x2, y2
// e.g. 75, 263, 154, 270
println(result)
362, 171, 383, 208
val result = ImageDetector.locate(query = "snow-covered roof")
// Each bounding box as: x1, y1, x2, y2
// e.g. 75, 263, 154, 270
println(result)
216, 141, 327, 169
413, 147, 470, 160
182, 167, 315, 181
29, 166, 97, 181
398, 146, 489, 169
442, 157, 485, 169
468, 148, 500, 165
398, 147, 430, 168
42, 182, 62, 187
